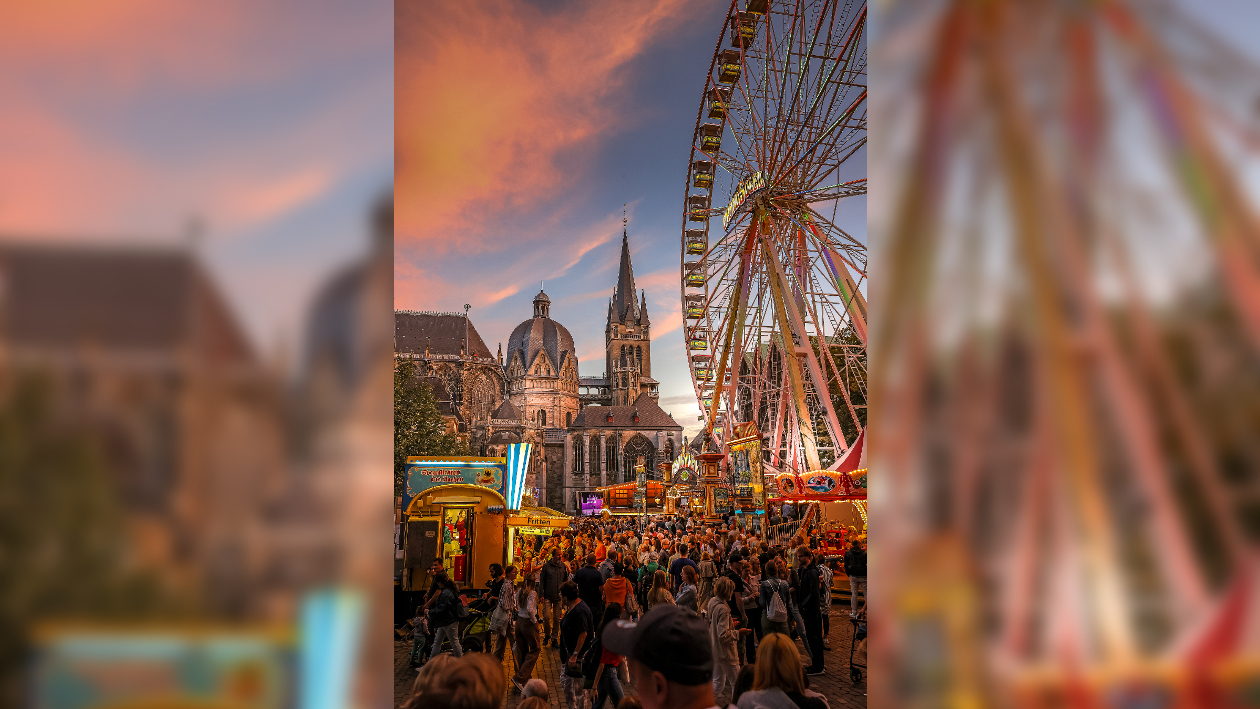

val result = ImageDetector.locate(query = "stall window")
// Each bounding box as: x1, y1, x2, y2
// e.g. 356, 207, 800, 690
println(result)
441, 507, 473, 585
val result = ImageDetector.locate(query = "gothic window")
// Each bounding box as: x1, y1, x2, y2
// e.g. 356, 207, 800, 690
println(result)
468, 375, 497, 424
590, 436, 601, 474
566, 411, 572, 427
636, 346, 642, 367
622, 433, 656, 483
538, 409, 547, 427
572, 435, 584, 476
606, 434, 619, 482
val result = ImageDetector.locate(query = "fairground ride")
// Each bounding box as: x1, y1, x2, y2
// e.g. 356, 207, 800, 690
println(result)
680, 0, 868, 475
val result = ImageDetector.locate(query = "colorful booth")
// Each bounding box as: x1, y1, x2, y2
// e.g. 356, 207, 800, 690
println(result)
506, 506, 571, 570
401, 456, 509, 592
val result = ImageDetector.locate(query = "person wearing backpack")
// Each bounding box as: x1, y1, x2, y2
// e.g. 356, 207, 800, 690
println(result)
759, 563, 792, 637
427, 571, 464, 658
583, 602, 625, 709
844, 540, 867, 618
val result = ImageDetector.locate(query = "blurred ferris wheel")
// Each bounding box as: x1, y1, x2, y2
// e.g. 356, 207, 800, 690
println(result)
679, 0, 867, 471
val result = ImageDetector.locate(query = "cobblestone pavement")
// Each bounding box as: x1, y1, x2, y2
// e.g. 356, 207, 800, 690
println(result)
395, 604, 866, 708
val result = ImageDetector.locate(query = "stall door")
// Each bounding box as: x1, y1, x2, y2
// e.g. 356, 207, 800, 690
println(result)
441, 507, 474, 585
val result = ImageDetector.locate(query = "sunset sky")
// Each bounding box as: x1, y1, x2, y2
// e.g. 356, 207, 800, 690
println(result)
0, 0, 393, 362
397, 0, 756, 437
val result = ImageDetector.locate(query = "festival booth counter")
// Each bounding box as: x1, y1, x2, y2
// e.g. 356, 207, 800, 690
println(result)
506, 505, 571, 571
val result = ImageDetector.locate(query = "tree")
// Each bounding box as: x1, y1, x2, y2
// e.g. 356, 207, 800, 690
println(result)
394, 358, 468, 496
0, 373, 168, 703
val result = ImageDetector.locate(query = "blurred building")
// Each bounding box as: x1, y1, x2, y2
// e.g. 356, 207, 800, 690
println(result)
0, 241, 288, 615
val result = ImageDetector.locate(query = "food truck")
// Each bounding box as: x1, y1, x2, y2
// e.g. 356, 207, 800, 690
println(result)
400, 457, 510, 593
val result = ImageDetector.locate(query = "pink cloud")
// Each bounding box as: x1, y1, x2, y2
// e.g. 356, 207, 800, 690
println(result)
395, 0, 698, 254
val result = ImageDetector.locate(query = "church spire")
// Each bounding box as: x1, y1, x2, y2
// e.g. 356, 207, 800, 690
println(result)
612, 211, 639, 324
639, 290, 649, 326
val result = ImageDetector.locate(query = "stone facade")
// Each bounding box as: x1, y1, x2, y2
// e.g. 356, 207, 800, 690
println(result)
561, 394, 683, 512
394, 310, 506, 453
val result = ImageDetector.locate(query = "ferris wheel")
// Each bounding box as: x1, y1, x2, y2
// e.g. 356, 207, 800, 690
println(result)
680, 0, 867, 473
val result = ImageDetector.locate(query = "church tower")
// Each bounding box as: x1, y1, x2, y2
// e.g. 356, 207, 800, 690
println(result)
605, 217, 657, 405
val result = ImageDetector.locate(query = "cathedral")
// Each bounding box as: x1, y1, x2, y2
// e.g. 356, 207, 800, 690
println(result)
395, 222, 681, 514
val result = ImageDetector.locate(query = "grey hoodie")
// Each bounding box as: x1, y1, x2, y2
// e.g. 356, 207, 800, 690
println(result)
540, 557, 567, 602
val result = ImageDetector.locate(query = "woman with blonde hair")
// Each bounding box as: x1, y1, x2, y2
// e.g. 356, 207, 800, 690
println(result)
646, 569, 675, 611
736, 633, 828, 709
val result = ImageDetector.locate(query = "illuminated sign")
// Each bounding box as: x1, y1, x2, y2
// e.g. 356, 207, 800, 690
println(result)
404, 457, 506, 510
723, 171, 767, 230
730, 422, 765, 508
516, 526, 558, 536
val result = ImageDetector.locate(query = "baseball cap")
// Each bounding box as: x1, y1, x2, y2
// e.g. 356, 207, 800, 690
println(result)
601, 604, 713, 685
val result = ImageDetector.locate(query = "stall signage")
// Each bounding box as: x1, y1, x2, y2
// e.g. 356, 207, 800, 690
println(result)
516, 526, 556, 536
404, 457, 506, 510
506, 515, 566, 529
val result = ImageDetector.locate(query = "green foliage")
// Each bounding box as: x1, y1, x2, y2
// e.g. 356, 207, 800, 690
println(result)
394, 358, 468, 496
0, 373, 167, 703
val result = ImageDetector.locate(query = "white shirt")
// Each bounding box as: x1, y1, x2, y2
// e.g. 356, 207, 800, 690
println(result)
517, 589, 537, 619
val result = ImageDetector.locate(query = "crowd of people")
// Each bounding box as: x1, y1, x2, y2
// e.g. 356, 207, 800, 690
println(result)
402, 511, 867, 709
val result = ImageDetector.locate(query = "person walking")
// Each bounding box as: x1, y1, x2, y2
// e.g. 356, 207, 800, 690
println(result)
585, 603, 626, 709
818, 558, 834, 649
696, 550, 717, 610
540, 548, 568, 647
668, 544, 699, 593
559, 582, 593, 709
511, 578, 542, 691
602, 562, 632, 617
759, 563, 792, 637
427, 571, 464, 659
844, 540, 867, 618
574, 553, 606, 622
706, 577, 749, 700
743, 557, 764, 649
490, 565, 518, 661
796, 548, 825, 676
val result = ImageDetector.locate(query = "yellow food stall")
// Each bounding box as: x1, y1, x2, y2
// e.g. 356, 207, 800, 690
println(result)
401, 457, 509, 593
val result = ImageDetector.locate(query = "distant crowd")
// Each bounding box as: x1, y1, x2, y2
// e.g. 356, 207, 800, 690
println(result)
404, 511, 866, 709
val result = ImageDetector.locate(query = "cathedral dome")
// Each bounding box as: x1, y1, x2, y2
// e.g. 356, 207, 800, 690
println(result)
506, 289, 577, 376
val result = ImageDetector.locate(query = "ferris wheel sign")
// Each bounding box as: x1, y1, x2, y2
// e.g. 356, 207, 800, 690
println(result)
722, 171, 767, 231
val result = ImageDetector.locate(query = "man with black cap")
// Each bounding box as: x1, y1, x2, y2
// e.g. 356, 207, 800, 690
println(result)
602, 604, 729, 709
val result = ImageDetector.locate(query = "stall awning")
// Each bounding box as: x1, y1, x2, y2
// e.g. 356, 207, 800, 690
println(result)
506, 505, 572, 531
